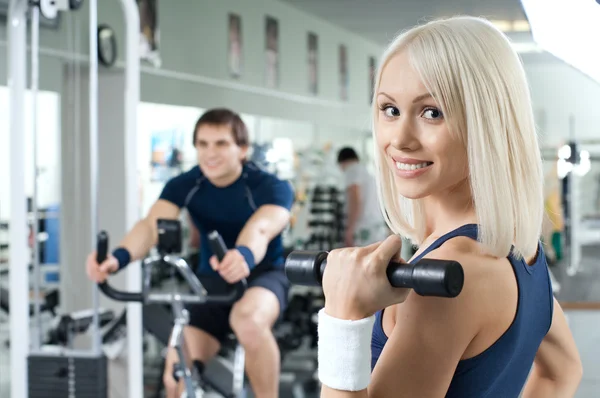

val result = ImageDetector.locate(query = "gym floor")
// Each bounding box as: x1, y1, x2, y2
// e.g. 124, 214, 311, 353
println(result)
551, 243, 600, 397
0, 246, 599, 397
553, 244, 600, 302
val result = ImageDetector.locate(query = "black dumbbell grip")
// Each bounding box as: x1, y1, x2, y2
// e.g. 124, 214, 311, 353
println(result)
387, 258, 464, 297
285, 251, 464, 298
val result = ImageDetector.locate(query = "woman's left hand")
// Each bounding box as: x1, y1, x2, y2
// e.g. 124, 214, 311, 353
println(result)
322, 234, 410, 320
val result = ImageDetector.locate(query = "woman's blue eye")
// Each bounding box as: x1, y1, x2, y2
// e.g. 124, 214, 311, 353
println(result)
423, 108, 443, 119
383, 106, 400, 118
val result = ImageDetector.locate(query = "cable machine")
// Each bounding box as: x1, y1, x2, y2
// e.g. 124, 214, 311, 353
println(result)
7, 0, 141, 397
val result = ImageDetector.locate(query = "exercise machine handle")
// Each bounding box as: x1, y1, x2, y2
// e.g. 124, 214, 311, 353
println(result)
207, 230, 248, 303
97, 231, 144, 302
96, 230, 247, 304
284, 250, 464, 298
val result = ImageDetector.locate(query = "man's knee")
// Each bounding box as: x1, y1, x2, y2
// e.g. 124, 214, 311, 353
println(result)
230, 287, 280, 350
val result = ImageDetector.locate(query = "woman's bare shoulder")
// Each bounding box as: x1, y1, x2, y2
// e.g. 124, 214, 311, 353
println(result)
398, 236, 516, 329
396, 236, 517, 345
372, 238, 504, 396
422, 236, 514, 290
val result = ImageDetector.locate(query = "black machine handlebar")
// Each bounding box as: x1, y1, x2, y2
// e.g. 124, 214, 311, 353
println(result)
285, 251, 464, 298
97, 230, 247, 305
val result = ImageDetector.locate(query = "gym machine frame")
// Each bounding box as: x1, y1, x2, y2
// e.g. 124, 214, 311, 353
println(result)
98, 224, 249, 398
8, 0, 142, 397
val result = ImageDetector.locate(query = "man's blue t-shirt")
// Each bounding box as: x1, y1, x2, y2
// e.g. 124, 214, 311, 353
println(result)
158, 161, 294, 276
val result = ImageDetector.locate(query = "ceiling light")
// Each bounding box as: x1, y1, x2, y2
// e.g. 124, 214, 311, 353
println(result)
521, 0, 600, 82
511, 41, 543, 53
512, 20, 531, 32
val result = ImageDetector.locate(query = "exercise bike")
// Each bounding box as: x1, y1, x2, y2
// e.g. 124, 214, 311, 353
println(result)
97, 219, 248, 398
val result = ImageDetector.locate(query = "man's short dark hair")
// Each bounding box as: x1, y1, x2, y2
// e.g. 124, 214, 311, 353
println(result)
192, 108, 249, 147
337, 147, 359, 163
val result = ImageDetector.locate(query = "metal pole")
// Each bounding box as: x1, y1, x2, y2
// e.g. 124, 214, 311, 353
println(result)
567, 172, 581, 276
8, 0, 30, 397
30, 4, 43, 351
88, 0, 102, 355
118, 1, 142, 396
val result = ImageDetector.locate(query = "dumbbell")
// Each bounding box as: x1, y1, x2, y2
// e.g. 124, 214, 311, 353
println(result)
285, 250, 464, 298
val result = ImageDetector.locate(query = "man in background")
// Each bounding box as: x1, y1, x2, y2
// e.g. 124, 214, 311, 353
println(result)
337, 147, 387, 247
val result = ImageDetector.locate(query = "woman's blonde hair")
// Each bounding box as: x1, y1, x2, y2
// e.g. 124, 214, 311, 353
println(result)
372, 16, 544, 260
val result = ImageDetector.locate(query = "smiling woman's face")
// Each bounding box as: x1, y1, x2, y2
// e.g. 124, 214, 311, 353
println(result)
375, 51, 469, 200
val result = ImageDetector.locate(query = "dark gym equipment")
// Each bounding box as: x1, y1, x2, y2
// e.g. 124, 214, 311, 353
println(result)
304, 185, 344, 250
0, 265, 60, 347
45, 309, 115, 347
28, 354, 108, 398
97, 221, 248, 398
28, 312, 111, 398
285, 250, 465, 298
0, 285, 59, 317
28, 311, 110, 398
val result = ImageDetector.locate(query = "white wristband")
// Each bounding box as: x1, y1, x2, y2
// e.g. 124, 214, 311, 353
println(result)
317, 308, 376, 391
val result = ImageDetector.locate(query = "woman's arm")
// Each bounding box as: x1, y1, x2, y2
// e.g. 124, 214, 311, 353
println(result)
521, 298, 582, 397
320, 242, 479, 398
369, 248, 478, 397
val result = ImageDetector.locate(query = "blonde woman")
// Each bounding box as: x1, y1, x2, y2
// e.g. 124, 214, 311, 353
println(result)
316, 16, 582, 397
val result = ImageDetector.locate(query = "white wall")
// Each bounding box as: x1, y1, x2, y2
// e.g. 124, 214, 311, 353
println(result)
0, 0, 382, 131
523, 59, 600, 147
0, 87, 61, 220
255, 117, 316, 149
521, 56, 600, 219
137, 102, 202, 215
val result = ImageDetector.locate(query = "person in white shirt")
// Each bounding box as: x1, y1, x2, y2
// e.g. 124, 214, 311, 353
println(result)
337, 147, 388, 246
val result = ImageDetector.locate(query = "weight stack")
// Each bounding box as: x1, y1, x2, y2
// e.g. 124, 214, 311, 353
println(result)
28, 353, 108, 398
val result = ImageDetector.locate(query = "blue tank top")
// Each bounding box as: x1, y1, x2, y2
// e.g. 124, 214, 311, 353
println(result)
371, 224, 554, 397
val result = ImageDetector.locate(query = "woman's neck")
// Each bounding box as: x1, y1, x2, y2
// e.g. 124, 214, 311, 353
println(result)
421, 180, 477, 239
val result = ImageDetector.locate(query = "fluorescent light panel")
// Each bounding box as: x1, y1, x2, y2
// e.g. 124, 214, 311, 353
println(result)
521, 0, 600, 82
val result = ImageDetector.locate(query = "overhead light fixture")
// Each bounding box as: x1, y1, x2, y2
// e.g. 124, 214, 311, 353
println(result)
557, 142, 590, 178
512, 20, 531, 32
558, 144, 572, 161
521, 0, 600, 82
490, 20, 513, 32
490, 19, 531, 32
576, 150, 591, 176
511, 41, 543, 54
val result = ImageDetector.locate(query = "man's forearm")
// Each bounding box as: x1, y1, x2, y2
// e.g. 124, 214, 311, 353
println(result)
235, 226, 270, 265
118, 218, 157, 261
234, 205, 291, 267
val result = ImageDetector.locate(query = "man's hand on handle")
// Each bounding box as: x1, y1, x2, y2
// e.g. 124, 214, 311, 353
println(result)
210, 248, 250, 284
86, 251, 119, 283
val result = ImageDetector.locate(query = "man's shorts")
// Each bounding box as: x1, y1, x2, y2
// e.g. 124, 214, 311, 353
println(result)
184, 266, 290, 344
